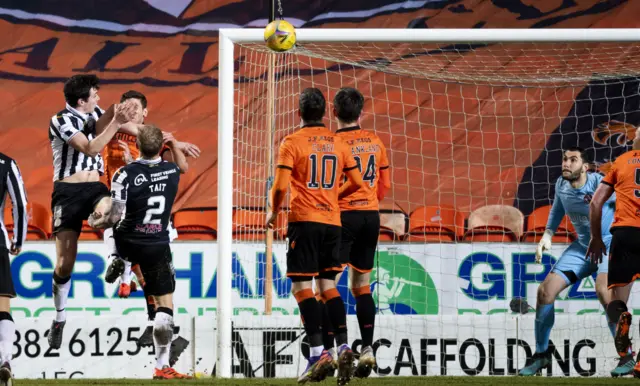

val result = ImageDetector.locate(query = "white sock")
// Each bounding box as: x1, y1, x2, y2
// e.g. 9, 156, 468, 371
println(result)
103, 227, 116, 255
121, 260, 132, 285
0, 319, 15, 365
153, 310, 174, 369
53, 275, 71, 322
310, 345, 323, 358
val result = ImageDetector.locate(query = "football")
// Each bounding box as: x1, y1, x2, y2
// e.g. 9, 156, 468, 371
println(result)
264, 19, 296, 52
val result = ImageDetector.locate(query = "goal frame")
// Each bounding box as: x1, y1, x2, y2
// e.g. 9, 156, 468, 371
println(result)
216, 27, 640, 378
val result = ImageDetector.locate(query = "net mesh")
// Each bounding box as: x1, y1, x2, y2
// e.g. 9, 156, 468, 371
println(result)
228, 41, 640, 377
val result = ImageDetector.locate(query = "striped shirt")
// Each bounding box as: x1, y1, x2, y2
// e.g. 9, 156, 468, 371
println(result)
49, 103, 105, 181
0, 153, 28, 250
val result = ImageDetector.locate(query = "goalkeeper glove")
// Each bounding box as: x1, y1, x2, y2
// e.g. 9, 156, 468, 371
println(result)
535, 229, 553, 264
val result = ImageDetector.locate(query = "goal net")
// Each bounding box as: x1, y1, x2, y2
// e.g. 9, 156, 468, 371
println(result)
217, 29, 640, 378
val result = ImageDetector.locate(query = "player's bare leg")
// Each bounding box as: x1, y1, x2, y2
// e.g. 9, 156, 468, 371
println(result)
350, 270, 376, 378
150, 293, 191, 380
0, 297, 14, 386
519, 272, 568, 376
48, 230, 79, 349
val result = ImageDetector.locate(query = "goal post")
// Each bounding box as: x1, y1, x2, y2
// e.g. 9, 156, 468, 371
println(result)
217, 28, 640, 378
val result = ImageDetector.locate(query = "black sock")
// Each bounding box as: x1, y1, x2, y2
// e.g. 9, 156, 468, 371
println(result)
319, 301, 335, 350
607, 300, 628, 325
323, 289, 347, 347
355, 292, 375, 347
296, 291, 323, 348
143, 285, 156, 321
53, 271, 71, 285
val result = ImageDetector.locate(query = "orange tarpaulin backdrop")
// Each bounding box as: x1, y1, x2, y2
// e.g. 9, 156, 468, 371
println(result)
0, 0, 639, 215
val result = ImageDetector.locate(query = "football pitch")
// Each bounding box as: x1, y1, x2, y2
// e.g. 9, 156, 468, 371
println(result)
15, 377, 640, 385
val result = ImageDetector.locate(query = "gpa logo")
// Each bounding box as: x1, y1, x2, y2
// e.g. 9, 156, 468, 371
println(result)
583, 194, 593, 204
134, 174, 148, 186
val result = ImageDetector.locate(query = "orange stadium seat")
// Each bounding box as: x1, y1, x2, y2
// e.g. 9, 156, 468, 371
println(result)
379, 208, 407, 241
406, 205, 464, 242
463, 205, 524, 242
4, 202, 52, 240
233, 208, 267, 241
173, 208, 217, 240
378, 201, 408, 241
522, 205, 576, 243
80, 220, 103, 240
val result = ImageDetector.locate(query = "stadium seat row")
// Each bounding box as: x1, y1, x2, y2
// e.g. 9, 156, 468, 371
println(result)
3, 202, 577, 243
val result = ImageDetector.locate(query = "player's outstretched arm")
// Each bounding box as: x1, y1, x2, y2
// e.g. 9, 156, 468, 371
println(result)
95, 104, 115, 135
535, 181, 566, 263
545, 180, 566, 235
163, 133, 189, 173
68, 102, 136, 157
162, 141, 201, 163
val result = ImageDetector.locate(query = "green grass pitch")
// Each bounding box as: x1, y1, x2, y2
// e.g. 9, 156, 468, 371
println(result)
13, 377, 640, 385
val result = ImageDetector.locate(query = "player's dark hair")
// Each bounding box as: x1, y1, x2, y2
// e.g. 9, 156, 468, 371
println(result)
333, 87, 364, 123
137, 124, 164, 158
64, 74, 100, 107
564, 146, 591, 164
299, 88, 326, 123
120, 90, 148, 109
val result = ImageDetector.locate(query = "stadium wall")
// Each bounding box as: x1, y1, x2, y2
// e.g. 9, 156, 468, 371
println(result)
8, 241, 639, 379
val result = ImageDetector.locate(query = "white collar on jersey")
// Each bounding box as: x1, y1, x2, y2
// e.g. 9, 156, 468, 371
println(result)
135, 157, 162, 164
65, 103, 93, 119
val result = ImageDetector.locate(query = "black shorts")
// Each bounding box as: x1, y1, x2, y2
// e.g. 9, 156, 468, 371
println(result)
0, 248, 15, 298
115, 238, 175, 296
51, 181, 110, 234
339, 211, 380, 273
286, 222, 342, 278
608, 227, 640, 289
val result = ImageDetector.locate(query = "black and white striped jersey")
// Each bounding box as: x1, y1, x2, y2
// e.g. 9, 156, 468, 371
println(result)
49, 103, 105, 181
0, 153, 28, 250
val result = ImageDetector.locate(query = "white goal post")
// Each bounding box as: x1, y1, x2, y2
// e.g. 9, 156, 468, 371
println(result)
217, 28, 640, 378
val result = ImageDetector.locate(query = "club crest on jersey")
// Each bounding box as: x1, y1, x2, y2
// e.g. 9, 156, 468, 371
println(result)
583, 193, 593, 204
134, 174, 149, 186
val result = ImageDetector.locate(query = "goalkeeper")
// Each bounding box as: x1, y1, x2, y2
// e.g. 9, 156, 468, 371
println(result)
519, 147, 627, 376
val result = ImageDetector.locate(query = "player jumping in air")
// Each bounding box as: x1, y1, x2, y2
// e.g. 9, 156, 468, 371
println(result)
0, 152, 27, 386
89, 125, 191, 379
102, 90, 199, 355
47, 74, 136, 349
587, 126, 640, 378
267, 88, 364, 385
519, 147, 625, 376
319, 87, 391, 378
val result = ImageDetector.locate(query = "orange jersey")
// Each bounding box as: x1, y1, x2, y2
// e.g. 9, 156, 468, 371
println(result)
103, 132, 139, 188
602, 150, 640, 228
277, 125, 358, 226
336, 126, 389, 211
103, 133, 171, 188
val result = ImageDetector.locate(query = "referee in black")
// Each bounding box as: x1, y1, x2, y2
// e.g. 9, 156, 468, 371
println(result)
0, 152, 27, 386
